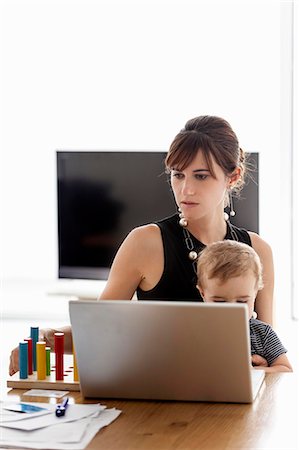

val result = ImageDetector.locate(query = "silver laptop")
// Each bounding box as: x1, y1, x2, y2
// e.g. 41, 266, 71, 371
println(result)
69, 300, 265, 403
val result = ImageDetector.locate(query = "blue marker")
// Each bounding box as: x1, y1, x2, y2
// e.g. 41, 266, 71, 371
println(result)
30, 326, 39, 371
55, 397, 69, 417
19, 341, 28, 379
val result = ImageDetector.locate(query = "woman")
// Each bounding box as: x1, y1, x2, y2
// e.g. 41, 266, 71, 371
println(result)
100, 115, 273, 319
9, 115, 273, 374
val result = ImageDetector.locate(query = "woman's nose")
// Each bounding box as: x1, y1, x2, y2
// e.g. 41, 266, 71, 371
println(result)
181, 178, 195, 195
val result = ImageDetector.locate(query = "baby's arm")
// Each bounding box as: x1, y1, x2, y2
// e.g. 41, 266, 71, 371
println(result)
252, 322, 293, 373
251, 354, 268, 367
253, 353, 292, 373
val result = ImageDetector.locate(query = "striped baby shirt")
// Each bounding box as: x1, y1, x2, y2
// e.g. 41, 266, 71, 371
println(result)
249, 318, 287, 366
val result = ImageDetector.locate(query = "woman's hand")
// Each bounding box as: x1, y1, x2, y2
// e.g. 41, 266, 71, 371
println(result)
251, 354, 268, 368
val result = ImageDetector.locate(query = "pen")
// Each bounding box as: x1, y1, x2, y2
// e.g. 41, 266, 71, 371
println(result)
55, 397, 69, 417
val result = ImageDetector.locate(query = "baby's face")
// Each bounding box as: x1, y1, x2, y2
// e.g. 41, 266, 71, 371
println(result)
198, 273, 257, 318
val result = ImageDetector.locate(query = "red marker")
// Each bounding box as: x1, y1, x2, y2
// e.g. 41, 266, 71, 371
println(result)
24, 337, 33, 375
54, 332, 64, 381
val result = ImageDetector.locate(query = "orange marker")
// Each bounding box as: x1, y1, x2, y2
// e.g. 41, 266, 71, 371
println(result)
73, 344, 79, 382
36, 341, 46, 380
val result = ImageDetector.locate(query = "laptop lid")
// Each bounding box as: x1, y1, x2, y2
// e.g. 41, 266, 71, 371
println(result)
69, 300, 265, 403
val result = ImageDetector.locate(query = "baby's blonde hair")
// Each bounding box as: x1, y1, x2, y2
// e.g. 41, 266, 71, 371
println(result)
197, 240, 263, 290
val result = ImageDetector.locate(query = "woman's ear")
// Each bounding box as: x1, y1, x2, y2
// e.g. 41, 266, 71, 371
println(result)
228, 167, 241, 187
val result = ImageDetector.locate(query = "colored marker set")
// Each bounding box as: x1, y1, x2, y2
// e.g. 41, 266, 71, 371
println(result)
18, 327, 78, 382
19, 326, 39, 379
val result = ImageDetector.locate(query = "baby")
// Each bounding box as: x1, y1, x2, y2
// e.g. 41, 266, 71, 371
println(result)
196, 240, 292, 372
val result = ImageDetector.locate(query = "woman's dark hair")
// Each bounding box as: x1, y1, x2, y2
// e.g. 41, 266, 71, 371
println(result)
165, 115, 247, 194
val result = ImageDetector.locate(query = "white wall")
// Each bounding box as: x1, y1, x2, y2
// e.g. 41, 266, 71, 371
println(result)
293, 1, 299, 320
1, 1, 291, 321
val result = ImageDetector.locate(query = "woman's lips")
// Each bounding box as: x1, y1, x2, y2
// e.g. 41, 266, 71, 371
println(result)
181, 201, 198, 208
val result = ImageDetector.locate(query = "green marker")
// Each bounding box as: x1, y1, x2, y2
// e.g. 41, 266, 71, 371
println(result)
46, 347, 51, 376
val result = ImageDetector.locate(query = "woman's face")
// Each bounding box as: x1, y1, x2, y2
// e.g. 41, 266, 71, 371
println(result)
170, 150, 229, 222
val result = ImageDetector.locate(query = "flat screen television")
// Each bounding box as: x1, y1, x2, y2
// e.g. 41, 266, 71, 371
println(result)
57, 151, 259, 280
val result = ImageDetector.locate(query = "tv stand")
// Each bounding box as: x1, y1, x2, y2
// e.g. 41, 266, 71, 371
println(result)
47, 279, 106, 300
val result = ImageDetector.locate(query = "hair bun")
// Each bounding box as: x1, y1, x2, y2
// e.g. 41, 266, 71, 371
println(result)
239, 147, 245, 164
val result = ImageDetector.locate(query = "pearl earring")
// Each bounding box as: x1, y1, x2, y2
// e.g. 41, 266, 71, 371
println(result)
224, 190, 236, 221
178, 208, 188, 227
229, 191, 236, 217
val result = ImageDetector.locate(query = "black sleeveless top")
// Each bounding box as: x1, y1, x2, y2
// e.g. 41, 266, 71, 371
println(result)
137, 214, 252, 302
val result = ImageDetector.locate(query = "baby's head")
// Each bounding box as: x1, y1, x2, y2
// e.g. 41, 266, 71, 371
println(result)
197, 240, 263, 318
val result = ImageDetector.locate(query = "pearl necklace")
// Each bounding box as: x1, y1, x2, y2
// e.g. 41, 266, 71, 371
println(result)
182, 226, 203, 274
179, 214, 239, 274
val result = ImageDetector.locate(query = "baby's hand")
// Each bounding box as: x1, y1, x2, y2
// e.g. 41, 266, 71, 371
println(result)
251, 354, 268, 368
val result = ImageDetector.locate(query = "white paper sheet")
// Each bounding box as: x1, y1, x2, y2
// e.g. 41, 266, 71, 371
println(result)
0, 402, 52, 423
23, 390, 69, 398
0, 407, 121, 450
1, 403, 106, 431
1, 417, 91, 443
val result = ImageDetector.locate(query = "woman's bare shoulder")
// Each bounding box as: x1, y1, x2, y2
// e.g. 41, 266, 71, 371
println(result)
113, 223, 162, 263
126, 223, 161, 247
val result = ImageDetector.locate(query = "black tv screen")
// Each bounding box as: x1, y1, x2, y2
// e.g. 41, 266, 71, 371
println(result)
57, 151, 258, 280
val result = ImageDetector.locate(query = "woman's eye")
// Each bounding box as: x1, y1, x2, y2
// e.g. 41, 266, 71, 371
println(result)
195, 174, 208, 180
172, 172, 184, 179
237, 299, 248, 303
171, 172, 208, 180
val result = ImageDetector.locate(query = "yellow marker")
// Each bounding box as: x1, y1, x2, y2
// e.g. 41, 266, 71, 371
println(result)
73, 344, 79, 382
36, 341, 46, 380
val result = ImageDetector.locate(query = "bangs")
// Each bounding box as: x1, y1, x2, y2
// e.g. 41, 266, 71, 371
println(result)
165, 131, 216, 177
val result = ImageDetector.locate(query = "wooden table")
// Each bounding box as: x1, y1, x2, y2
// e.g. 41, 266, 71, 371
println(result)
6, 373, 298, 450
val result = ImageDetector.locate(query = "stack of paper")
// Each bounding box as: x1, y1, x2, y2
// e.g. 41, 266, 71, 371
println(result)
0, 401, 121, 449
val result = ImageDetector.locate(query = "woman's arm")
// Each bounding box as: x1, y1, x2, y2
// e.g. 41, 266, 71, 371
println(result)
9, 224, 163, 375
99, 224, 163, 300
99, 228, 145, 300
249, 232, 274, 326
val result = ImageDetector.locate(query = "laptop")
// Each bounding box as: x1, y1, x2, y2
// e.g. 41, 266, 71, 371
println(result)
69, 300, 265, 403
